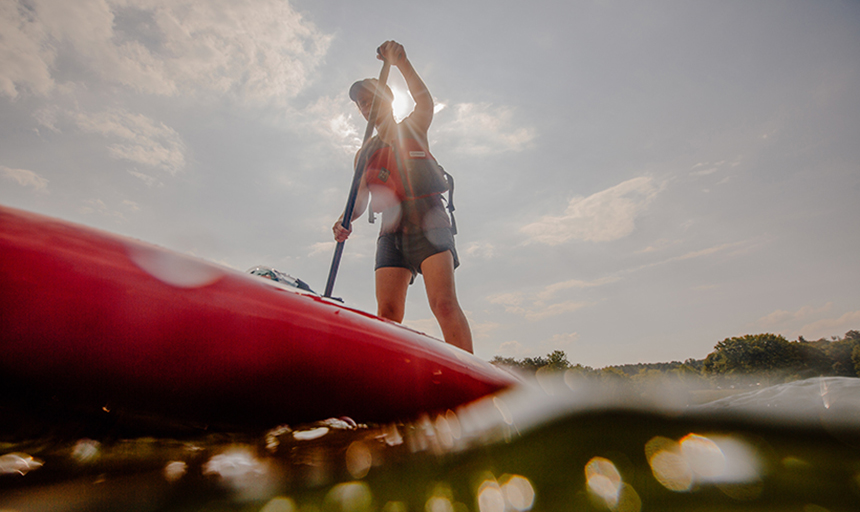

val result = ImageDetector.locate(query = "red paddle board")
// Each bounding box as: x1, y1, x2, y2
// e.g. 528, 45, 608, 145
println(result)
0, 205, 516, 428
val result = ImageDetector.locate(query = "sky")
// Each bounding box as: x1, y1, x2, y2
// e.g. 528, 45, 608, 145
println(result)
2, 0, 859, 367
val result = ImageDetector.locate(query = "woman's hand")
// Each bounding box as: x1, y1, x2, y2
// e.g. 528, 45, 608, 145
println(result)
377, 40, 406, 67
333, 219, 352, 243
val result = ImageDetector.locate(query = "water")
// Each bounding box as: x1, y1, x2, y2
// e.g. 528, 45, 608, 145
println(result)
2, 376, 860, 511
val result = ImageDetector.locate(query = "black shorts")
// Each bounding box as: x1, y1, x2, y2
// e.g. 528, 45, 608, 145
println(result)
375, 228, 459, 280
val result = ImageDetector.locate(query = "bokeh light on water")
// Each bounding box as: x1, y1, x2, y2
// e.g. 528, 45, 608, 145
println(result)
203, 445, 285, 502
324, 481, 374, 512
0, 452, 43, 476
260, 496, 297, 512
2, 376, 860, 510
346, 441, 373, 479
645, 433, 762, 498
500, 474, 535, 511
163, 460, 187, 482
476, 477, 505, 512
71, 438, 101, 463
584, 457, 641, 512
585, 457, 622, 505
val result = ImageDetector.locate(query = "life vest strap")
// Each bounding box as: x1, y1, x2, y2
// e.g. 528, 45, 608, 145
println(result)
441, 167, 456, 235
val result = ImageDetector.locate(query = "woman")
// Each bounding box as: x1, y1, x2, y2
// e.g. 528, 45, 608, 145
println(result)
333, 41, 473, 353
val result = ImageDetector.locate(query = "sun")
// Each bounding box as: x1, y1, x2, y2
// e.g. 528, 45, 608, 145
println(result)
390, 85, 415, 122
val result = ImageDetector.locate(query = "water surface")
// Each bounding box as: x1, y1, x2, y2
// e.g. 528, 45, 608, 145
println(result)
2, 376, 859, 511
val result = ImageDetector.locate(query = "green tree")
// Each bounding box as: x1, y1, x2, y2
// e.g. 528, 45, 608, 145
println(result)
790, 340, 832, 378
543, 350, 572, 371
490, 350, 572, 375
491, 329, 860, 383
703, 334, 800, 381
597, 367, 630, 381
796, 330, 860, 377
853, 344, 860, 377
489, 356, 520, 367
519, 356, 549, 373
820, 340, 853, 376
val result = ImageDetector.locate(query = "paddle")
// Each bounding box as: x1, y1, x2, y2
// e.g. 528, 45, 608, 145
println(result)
323, 59, 391, 298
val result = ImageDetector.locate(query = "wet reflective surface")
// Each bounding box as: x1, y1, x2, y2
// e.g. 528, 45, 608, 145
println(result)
2, 376, 860, 511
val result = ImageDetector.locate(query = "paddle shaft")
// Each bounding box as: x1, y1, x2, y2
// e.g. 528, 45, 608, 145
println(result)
324, 60, 391, 298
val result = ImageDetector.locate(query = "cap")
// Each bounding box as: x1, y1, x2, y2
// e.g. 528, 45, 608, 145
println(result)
349, 78, 393, 103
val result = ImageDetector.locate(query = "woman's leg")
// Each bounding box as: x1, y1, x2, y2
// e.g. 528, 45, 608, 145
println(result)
420, 251, 473, 353
375, 266, 413, 323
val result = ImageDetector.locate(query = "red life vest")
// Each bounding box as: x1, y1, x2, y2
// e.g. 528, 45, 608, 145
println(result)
364, 137, 449, 213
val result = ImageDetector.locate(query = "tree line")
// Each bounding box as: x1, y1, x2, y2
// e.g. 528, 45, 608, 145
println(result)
490, 330, 860, 386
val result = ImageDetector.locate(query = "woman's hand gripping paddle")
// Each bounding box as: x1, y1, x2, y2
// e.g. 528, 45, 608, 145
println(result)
324, 59, 391, 299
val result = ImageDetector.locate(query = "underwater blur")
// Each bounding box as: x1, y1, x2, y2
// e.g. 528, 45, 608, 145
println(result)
2, 376, 860, 511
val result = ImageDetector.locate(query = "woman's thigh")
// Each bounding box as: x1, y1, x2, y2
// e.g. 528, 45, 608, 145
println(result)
419, 250, 458, 306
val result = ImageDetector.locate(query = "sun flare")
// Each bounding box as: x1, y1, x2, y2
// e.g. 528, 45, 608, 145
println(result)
390, 86, 414, 122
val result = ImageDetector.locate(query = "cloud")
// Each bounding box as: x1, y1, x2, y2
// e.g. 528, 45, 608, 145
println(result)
0, 1, 55, 97
488, 276, 608, 322
497, 340, 527, 357
488, 292, 526, 316
691, 167, 718, 176
34, 102, 186, 176
492, 333, 580, 360
689, 159, 741, 178
308, 241, 334, 257
627, 240, 758, 275
798, 310, 860, 340
536, 276, 620, 302
636, 238, 680, 254
471, 320, 501, 341
754, 303, 860, 341
548, 331, 579, 348
329, 113, 360, 150
1, 165, 49, 191
302, 95, 363, 155
436, 102, 536, 155
128, 169, 163, 187
33, 105, 62, 133
70, 108, 186, 174
675, 243, 738, 261
464, 241, 496, 259
320, 99, 537, 160
1, 0, 331, 103
521, 176, 661, 245
79, 198, 129, 222
323, 99, 537, 158
524, 300, 588, 322
757, 303, 834, 329
403, 317, 441, 339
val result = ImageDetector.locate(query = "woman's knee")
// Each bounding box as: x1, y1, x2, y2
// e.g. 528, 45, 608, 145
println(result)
377, 300, 405, 322
428, 294, 460, 318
